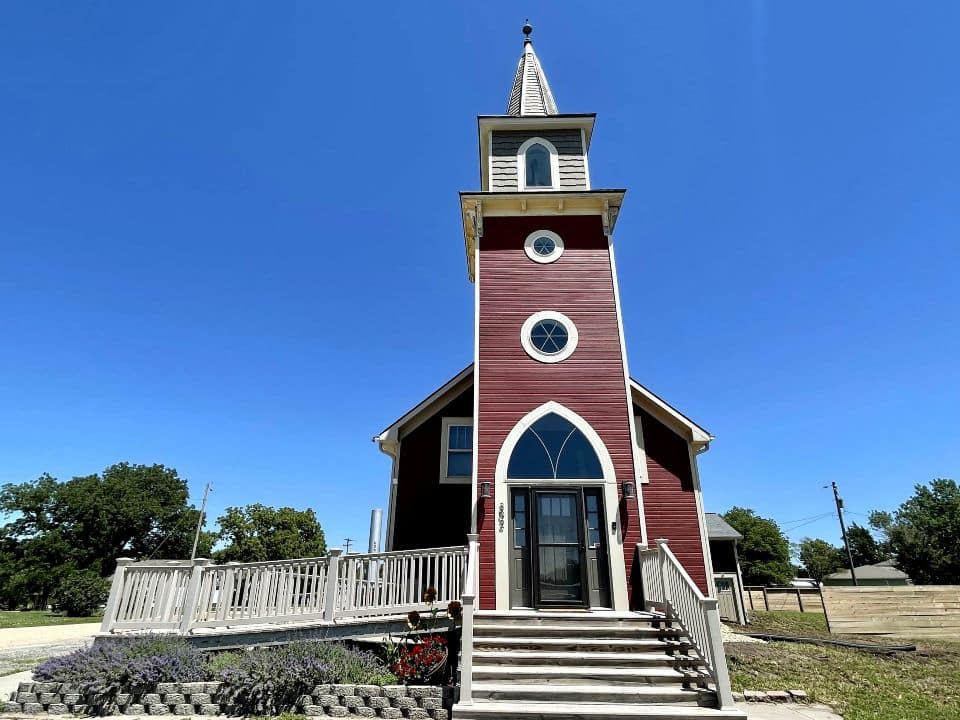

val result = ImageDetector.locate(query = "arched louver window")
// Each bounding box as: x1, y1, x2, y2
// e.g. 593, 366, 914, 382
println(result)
507, 412, 603, 479
524, 142, 553, 187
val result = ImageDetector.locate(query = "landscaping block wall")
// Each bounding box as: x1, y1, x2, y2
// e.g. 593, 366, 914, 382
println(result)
4, 681, 452, 719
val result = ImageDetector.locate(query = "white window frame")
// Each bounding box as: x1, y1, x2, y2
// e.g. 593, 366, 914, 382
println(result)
520, 310, 579, 364
440, 417, 474, 485
517, 136, 560, 191
523, 229, 564, 264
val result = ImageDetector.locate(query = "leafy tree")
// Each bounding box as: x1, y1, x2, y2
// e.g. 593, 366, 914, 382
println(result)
52, 569, 109, 616
214, 504, 327, 563
0, 463, 207, 607
722, 507, 793, 585
845, 523, 889, 567
798, 538, 844, 582
870, 478, 960, 584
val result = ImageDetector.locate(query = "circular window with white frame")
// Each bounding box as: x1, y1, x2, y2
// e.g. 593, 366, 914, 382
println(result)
523, 230, 564, 264
520, 311, 579, 363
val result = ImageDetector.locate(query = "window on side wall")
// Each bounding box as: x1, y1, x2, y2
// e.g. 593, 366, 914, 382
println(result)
440, 417, 473, 484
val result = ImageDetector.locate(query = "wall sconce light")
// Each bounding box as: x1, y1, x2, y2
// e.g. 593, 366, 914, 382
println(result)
622, 481, 636, 499
480, 481, 492, 499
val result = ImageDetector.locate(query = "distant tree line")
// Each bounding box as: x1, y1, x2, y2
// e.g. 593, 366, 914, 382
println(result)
722, 478, 960, 586
0, 463, 327, 614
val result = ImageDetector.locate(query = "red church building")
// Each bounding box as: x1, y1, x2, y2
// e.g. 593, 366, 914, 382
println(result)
376, 24, 742, 717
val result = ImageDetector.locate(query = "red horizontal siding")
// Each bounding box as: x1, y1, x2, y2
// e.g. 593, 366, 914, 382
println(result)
638, 407, 709, 594
477, 215, 639, 610
392, 388, 472, 551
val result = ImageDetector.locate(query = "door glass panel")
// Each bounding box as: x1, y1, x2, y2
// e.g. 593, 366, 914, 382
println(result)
536, 493, 582, 604
585, 493, 601, 548
538, 546, 582, 603
513, 493, 527, 548
537, 495, 578, 544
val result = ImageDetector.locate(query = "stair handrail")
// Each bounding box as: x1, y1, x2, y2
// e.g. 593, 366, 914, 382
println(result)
459, 533, 479, 705
640, 539, 736, 710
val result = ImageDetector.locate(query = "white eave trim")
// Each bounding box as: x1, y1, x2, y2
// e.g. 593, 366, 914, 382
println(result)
629, 378, 714, 446
375, 365, 474, 454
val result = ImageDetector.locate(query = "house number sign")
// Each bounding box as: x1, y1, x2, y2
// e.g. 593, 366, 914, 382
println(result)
498, 503, 505, 532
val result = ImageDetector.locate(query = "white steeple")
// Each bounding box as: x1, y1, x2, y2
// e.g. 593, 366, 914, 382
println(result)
505, 22, 559, 117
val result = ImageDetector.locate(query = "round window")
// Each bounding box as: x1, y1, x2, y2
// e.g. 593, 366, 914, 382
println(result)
532, 236, 556, 256
530, 319, 568, 354
524, 230, 564, 264
520, 311, 579, 363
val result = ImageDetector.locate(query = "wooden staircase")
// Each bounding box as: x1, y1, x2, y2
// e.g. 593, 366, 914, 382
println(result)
452, 611, 747, 719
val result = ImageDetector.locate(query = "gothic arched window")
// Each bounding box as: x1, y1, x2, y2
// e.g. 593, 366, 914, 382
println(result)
507, 412, 603, 479
524, 142, 553, 187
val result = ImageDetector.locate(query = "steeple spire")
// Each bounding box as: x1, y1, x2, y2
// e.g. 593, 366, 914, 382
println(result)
505, 21, 558, 116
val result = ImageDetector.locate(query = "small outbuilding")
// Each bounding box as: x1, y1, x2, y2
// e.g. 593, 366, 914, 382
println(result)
705, 513, 747, 624
822, 559, 912, 587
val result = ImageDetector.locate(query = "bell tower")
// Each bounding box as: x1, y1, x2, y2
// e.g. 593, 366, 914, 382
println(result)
460, 24, 646, 612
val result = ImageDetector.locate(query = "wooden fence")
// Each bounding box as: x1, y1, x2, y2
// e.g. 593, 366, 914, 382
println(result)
745, 586, 825, 614
822, 586, 960, 637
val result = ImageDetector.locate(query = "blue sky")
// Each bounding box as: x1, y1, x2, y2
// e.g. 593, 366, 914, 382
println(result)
1, 2, 957, 555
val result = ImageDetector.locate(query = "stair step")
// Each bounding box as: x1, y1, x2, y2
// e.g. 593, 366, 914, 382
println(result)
473, 622, 678, 638
470, 683, 710, 705
475, 610, 663, 627
473, 636, 690, 653
472, 650, 703, 667
452, 701, 747, 720
452, 701, 746, 720
472, 664, 707, 685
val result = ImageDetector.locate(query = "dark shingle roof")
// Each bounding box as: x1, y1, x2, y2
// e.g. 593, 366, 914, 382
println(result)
705, 513, 742, 541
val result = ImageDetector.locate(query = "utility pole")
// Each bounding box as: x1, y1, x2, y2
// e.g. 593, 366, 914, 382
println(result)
343, 537, 353, 555
191, 483, 211, 561
828, 481, 858, 586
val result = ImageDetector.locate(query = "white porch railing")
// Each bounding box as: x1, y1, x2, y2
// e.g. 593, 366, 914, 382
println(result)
101, 545, 468, 635
638, 539, 736, 710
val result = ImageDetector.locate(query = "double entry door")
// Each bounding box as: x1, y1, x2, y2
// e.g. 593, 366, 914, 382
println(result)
509, 487, 611, 609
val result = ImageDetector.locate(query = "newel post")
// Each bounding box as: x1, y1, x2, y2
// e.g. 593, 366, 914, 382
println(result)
323, 549, 344, 621
655, 538, 671, 614
101, 557, 134, 633
179, 558, 210, 635
460, 533, 479, 705
702, 596, 736, 709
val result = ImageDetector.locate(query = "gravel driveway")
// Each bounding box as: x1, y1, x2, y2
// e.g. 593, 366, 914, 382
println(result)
0, 623, 99, 677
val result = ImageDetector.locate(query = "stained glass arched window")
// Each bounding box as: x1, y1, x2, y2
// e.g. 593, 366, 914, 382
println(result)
507, 412, 604, 479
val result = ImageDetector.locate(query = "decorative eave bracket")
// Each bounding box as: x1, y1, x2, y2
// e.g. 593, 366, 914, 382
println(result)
459, 190, 626, 282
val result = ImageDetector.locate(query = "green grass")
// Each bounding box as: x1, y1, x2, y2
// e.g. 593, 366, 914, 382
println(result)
727, 610, 960, 720
0, 610, 101, 629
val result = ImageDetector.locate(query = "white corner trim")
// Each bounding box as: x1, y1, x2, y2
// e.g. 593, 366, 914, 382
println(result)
440, 416, 474, 485
493, 401, 629, 612
523, 229, 564, 264
688, 443, 715, 598
608, 240, 648, 547
580, 127, 592, 190
633, 414, 650, 485
470, 244, 481, 537
517, 136, 561, 192
520, 311, 579, 363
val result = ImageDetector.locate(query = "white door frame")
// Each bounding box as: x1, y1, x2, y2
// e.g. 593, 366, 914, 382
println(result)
493, 401, 629, 611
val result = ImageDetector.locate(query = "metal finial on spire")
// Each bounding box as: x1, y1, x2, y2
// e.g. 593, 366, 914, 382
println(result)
506, 20, 558, 116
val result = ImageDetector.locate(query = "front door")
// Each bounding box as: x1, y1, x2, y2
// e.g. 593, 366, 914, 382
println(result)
510, 487, 611, 609
534, 491, 586, 607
